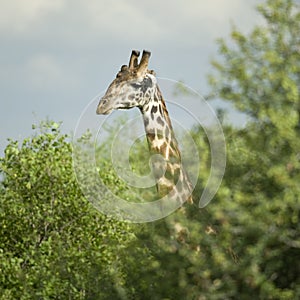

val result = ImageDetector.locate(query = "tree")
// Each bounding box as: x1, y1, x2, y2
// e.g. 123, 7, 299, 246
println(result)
0, 121, 145, 299
205, 0, 300, 296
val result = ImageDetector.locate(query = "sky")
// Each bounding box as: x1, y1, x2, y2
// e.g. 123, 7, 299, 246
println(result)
0, 0, 263, 155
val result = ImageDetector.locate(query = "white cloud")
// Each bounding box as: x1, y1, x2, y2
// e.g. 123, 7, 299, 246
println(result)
79, 0, 262, 45
0, 0, 65, 34
85, 0, 164, 40
0, 0, 261, 45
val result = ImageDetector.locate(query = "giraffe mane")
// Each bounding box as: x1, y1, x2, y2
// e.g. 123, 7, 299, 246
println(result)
155, 86, 182, 159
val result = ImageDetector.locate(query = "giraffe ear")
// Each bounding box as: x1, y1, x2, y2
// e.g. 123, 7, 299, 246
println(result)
137, 50, 151, 76
129, 50, 140, 70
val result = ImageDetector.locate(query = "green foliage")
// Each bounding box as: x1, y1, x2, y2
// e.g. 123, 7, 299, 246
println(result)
202, 0, 299, 298
0, 121, 140, 299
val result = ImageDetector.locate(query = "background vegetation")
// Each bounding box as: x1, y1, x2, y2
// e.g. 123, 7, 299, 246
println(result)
1, 0, 299, 299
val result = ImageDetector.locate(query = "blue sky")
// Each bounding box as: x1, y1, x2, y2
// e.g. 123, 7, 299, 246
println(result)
0, 0, 263, 155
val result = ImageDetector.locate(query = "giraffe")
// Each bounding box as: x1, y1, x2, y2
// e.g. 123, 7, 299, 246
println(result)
96, 50, 193, 205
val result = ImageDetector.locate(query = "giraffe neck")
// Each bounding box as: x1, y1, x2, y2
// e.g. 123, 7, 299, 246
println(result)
140, 86, 193, 204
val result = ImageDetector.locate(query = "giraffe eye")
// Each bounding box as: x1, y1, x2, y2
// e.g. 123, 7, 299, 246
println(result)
130, 82, 141, 89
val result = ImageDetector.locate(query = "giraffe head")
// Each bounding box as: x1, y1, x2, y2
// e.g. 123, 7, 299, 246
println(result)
96, 50, 157, 115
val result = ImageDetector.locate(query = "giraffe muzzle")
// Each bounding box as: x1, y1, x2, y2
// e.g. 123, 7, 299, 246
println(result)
96, 97, 113, 115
